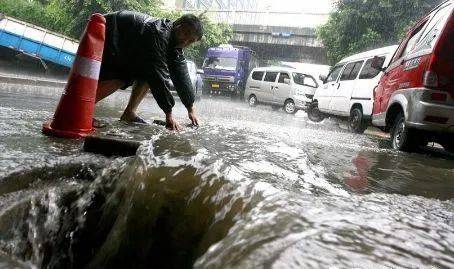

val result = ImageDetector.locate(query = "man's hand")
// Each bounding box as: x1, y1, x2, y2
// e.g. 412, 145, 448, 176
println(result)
165, 112, 181, 131
187, 106, 199, 126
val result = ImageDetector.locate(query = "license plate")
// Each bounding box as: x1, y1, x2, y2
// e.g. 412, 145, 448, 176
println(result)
212, 83, 220, 88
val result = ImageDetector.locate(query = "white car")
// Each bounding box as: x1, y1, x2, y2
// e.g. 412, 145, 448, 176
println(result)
244, 66, 319, 114
169, 60, 203, 100
308, 45, 398, 133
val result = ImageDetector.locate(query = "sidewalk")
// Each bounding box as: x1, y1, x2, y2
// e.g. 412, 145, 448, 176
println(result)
0, 72, 66, 88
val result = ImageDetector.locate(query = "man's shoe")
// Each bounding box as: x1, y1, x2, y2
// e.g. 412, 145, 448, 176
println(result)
121, 115, 148, 125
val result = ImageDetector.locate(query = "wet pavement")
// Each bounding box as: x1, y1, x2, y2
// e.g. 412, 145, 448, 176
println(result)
0, 83, 453, 268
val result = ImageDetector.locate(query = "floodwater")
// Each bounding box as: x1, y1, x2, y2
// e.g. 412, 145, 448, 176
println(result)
1, 83, 454, 269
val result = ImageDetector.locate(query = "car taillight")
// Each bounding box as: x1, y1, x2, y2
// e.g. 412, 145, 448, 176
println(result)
423, 71, 439, 88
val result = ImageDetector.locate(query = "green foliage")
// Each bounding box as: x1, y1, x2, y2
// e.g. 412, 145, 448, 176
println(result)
0, 0, 232, 63
0, 0, 73, 35
63, 0, 162, 37
184, 14, 233, 65
317, 0, 443, 64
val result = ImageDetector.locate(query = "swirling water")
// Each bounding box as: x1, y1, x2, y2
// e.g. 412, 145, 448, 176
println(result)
0, 84, 453, 268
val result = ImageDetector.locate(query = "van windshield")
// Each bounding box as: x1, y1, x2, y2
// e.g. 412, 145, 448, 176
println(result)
292, 73, 305, 85
203, 57, 237, 71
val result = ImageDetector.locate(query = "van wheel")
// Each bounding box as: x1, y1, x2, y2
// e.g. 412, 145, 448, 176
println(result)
284, 100, 297, 114
391, 112, 417, 152
307, 102, 324, 122
248, 95, 257, 107
349, 108, 367, 134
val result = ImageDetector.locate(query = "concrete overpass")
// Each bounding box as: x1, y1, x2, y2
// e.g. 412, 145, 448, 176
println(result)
182, 9, 330, 64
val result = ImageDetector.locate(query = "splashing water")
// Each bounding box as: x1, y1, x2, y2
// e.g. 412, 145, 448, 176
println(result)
0, 87, 453, 268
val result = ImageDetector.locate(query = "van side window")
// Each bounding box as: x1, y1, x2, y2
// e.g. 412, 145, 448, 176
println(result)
359, 57, 385, 79
349, 61, 363, 80
416, 3, 452, 52
292, 73, 305, 85
264, 72, 278, 82
401, 22, 428, 58
326, 65, 344, 83
278, 73, 290, 83
252, 71, 264, 81
340, 61, 363, 81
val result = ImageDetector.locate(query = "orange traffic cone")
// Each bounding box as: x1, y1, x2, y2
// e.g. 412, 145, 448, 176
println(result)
42, 13, 106, 139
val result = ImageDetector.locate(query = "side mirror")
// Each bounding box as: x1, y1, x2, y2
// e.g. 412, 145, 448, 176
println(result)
319, 75, 327, 83
371, 56, 385, 71
197, 69, 204, 74
283, 78, 291, 85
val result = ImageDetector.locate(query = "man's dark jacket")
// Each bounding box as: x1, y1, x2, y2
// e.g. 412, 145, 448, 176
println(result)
102, 11, 194, 113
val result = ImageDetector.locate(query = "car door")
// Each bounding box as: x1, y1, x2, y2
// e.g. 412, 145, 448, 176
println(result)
261, 71, 279, 103
317, 64, 345, 112
355, 56, 387, 116
330, 60, 364, 115
274, 72, 292, 104
374, 20, 428, 115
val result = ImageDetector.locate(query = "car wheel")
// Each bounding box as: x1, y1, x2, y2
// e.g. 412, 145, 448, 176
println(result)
307, 102, 324, 122
248, 95, 257, 107
284, 100, 297, 114
391, 112, 417, 152
349, 108, 367, 134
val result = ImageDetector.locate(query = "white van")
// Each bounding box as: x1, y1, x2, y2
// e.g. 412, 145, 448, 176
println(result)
245, 67, 319, 114
308, 45, 398, 133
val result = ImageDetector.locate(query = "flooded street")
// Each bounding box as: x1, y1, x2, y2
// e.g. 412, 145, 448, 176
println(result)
1, 84, 454, 268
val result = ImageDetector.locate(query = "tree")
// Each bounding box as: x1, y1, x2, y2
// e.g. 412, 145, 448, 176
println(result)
317, 0, 443, 64
62, 0, 162, 37
0, 0, 73, 35
184, 14, 233, 64
0, 0, 232, 64
141, 9, 232, 64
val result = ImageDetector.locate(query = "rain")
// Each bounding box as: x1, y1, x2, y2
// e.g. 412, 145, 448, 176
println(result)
0, 0, 453, 268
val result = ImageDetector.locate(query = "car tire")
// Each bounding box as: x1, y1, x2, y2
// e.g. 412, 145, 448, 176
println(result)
390, 112, 417, 152
248, 94, 257, 107
307, 102, 325, 122
349, 108, 367, 134
284, 100, 297, 114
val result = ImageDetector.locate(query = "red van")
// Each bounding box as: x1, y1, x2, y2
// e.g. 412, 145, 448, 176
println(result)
371, 0, 454, 152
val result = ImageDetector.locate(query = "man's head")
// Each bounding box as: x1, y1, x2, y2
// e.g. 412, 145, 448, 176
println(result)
172, 14, 203, 48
